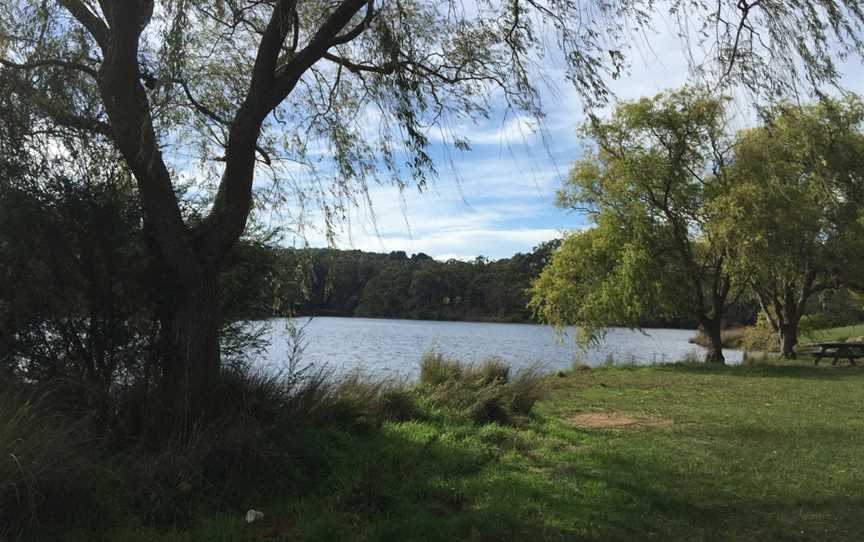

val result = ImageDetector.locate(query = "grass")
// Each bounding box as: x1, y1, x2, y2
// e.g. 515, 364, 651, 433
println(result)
11, 360, 864, 541
801, 322, 864, 343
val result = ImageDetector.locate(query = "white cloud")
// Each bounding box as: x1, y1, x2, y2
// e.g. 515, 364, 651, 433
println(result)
430, 114, 541, 147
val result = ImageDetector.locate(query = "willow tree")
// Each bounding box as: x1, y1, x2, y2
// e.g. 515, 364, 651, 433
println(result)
672, 1, 864, 99
3, 1, 864, 417
0, 0, 656, 418
713, 98, 864, 358
531, 89, 742, 363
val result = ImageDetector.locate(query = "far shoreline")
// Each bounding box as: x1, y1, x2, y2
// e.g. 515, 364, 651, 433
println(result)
266, 312, 701, 331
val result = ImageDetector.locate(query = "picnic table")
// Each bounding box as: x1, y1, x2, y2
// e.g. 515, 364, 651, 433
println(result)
805, 342, 864, 366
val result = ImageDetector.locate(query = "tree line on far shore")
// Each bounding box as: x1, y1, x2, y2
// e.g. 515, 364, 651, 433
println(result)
530, 90, 864, 363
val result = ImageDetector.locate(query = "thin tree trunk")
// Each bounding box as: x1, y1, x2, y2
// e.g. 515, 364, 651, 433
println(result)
778, 284, 801, 360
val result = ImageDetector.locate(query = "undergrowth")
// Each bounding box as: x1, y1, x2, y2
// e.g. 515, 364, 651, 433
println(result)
1, 353, 545, 539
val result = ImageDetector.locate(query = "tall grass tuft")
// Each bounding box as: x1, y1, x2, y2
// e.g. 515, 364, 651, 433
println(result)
419, 351, 464, 386
0, 386, 96, 531
418, 353, 546, 425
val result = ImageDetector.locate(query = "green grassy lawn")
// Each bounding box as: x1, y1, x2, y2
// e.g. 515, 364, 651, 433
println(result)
48, 363, 864, 542
802, 323, 864, 343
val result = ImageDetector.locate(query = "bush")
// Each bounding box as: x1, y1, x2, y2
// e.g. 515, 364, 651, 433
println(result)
378, 388, 422, 422
741, 312, 778, 352
474, 357, 510, 385
689, 327, 746, 349
418, 354, 546, 425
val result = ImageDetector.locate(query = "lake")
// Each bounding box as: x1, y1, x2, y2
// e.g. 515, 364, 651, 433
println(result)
257, 317, 743, 378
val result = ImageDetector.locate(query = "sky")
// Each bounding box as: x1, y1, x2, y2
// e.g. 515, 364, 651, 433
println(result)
264, 10, 864, 263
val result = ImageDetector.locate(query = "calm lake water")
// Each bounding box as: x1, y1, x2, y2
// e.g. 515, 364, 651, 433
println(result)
257, 317, 743, 378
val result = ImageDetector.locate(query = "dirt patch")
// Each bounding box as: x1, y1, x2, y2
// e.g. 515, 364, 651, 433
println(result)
564, 412, 673, 429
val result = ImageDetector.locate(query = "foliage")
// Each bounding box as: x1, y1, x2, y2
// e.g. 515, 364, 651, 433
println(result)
1, 350, 545, 538
418, 351, 465, 386
711, 97, 864, 357
0, 385, 98, 532
674, 1, 864, 99
531, 88, 741, 362
529, 221, 677, 344
741, 311, 779, 353
0, 0, 663, 418
0, 141, 283, 421
689, 327, 746, 350
276, 241, 562, 323
0, 149, 154, 393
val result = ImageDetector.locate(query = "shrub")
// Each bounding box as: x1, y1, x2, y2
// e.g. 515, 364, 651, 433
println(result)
474, 357, 510, 385
689, 327, 746, 349
378, 388, 421, 422
741, 312, 778, 352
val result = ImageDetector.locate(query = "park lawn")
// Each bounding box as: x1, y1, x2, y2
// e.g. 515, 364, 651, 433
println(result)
53, 363, 864, 542
802, 323, 864, 343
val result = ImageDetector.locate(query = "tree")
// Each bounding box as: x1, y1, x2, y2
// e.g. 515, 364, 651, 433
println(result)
713, 98, 864, 358
530, 89, 741, 363
5, 1, 864, 418
355, 263, 413, 317
0, 0, 652, 421
672, 1, 864, 99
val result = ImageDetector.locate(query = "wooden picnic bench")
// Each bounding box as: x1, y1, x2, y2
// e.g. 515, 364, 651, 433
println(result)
804, 342, 864, 366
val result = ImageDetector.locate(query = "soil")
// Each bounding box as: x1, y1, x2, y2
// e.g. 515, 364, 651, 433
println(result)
564, 412, 673, 429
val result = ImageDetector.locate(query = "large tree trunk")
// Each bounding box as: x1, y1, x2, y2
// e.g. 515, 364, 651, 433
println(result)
779, 322, 799, 359
702, 319, 726, 364
61, 0, 362, 432
159, 271, 222, 430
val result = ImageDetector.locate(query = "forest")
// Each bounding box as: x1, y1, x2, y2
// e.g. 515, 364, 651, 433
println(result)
276, 244, 555, 321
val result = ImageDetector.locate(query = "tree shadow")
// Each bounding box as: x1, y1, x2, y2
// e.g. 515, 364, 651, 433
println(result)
284, 413, 864, 541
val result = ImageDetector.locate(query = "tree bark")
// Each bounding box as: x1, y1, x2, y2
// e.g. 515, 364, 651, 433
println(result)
702, 319, 726, 364
53, 0, 372, 432
159, 271, 222, 430
779, 323, 798, 359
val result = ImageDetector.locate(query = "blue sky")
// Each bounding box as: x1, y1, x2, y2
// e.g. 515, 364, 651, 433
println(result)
267, 13, 864, 262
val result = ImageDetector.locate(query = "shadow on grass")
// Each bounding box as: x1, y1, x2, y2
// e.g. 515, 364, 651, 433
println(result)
287, 421, 590, 541
526, 444, 864, 541
277, 412, 864, 541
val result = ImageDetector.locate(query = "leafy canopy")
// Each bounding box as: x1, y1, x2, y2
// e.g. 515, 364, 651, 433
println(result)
531, 88, 737, 345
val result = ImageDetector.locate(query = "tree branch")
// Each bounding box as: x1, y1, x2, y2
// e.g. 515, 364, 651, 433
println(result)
57, 0, 110, 50
246, 0, 297, 105
721, 0, 764, 81
330, 0, 375, 47
271, 0, 370, 103
0, 57, 98, 78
